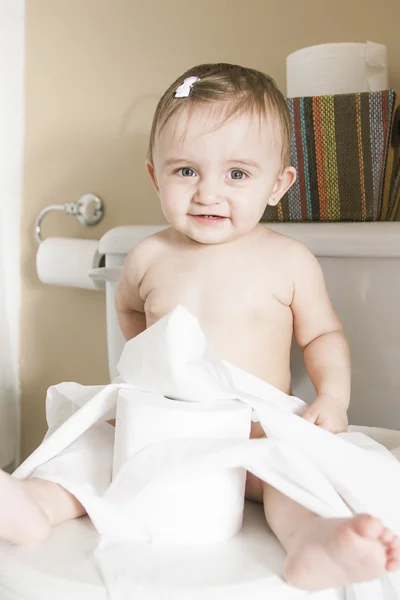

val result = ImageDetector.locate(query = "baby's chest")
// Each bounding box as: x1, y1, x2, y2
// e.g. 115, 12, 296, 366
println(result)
142, 261, 289, 325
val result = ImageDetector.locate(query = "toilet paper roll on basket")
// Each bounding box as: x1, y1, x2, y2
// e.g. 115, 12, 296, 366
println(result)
36, 237, 105, 291
286, 41, 388, 97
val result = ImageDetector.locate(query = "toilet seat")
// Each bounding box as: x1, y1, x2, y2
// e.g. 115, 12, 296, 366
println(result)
0, 502, 342, 600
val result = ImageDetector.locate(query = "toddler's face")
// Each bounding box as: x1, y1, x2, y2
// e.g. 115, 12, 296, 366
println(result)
148, 105, 295, 244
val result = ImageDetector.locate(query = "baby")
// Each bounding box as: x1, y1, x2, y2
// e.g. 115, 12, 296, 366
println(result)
1, 63, 399, 591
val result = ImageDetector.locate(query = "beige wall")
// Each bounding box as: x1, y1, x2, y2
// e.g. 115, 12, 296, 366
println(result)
21, 0, 400, 458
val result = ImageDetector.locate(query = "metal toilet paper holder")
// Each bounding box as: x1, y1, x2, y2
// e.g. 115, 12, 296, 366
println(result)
35, 193, 104, 244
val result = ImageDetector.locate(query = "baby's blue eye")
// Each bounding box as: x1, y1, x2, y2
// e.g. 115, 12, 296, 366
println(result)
230, 169, 246, 180
179, 167, 196, 177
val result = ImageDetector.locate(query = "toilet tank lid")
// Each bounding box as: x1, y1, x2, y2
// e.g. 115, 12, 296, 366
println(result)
99, 223, 400, 258
269, 222, 400, 257
99, 225, 167, 255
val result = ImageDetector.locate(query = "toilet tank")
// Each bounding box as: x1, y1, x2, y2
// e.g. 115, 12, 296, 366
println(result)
97, 223, 400, 430
97, 225, 166, 382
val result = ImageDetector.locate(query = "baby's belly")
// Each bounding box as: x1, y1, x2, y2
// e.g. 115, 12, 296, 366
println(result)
203, 318, 292, 444
204, 321, 292, 393
147, 307, 292, 394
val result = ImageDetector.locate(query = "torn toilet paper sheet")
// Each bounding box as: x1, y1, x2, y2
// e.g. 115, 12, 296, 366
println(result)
13, 305, 400, 600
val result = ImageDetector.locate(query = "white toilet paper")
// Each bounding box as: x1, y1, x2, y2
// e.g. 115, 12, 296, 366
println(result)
36, 237, 105, 291
286, 41, 388, 97
111, 391, 252, 543
16, 307, 400, 530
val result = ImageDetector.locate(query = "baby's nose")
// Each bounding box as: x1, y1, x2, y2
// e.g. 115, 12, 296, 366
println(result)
194, 179, 222, 205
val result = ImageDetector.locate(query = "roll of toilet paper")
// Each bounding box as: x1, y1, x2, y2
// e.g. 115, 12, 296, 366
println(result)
36, 237, 105, 291
286, 41, 388, 97
109, 389, 252, 543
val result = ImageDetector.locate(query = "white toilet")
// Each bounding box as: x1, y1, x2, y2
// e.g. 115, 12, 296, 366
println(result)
1, 222, 400, 600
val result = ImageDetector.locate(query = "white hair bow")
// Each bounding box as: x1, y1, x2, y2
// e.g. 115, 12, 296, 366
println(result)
174, 76, 200, 98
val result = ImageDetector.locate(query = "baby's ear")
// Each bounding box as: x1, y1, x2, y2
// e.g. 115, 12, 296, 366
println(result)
146, 161, 160, 194
267, 166, 296, 206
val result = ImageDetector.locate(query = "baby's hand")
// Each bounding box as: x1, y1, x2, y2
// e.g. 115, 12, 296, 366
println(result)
301, 394, 348, 433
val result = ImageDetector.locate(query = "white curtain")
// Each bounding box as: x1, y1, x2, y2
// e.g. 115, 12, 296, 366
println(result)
0, 0, 24, 471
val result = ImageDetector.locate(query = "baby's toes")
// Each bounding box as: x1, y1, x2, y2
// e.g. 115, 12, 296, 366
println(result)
386, 557, 400, 571
385, 538, 400, 571
379, 528, 394, 545
389, 537, 400, 554
353, 514, 384, 540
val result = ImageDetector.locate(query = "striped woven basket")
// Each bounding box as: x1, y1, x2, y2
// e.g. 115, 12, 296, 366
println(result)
262, 90, 400, 222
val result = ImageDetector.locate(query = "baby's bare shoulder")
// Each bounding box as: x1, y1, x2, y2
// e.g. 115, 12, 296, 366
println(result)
116, 228, 174, 311
262, 227, 318, 266
124, 228, 173, 276
258, 227, 321, 290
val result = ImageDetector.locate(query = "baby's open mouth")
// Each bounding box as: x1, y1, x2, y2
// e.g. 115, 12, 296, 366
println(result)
192, 214, 226, 219
190, 214, 228, 226
200, 215, 222, 218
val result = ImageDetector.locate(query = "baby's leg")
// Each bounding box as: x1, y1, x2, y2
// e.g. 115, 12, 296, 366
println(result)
262, 482, 400, 589
0, 471, 85, 544
1, 421, 114, 545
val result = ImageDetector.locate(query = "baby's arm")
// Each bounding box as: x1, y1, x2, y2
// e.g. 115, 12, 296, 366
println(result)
115, 248, 147, 340
289, 243, 350, 432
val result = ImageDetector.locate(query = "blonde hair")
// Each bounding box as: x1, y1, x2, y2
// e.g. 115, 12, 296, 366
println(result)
147, 63, 291, 169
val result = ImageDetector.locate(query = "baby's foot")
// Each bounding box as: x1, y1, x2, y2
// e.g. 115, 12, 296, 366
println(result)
0, 469, 51, 544
283, 514, 400, 590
